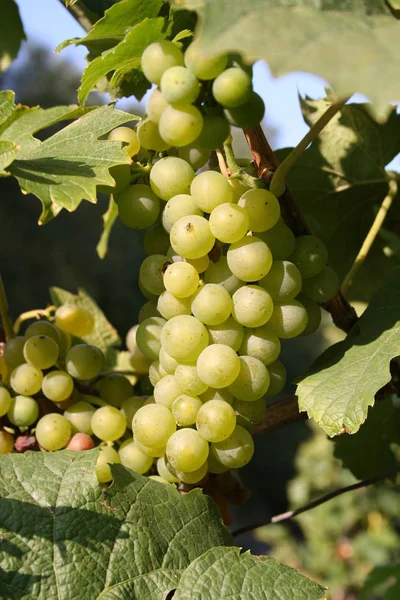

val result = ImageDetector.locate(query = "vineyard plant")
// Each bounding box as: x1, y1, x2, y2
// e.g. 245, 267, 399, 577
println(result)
1, 1, 400, 599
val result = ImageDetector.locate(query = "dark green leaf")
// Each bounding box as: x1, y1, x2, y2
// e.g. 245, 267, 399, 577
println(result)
0, 0, 26, 72
0, 140, 18, 173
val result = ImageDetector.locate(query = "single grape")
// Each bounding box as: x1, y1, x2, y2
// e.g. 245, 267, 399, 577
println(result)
289, 236, 328, 279
224, 92, 265, 128
97, 373, 132, 408
117, 183, 160, 229
108, 126, 140, 156
64, 400, 95, 434
174, 362, 208, 396
36, 413, 72, 451
141, 40, 184, 85
238, 188, 280, 232
126, 324, 153, 373
267, 300, 308, 338
296, 293, 322, 335
23, 335, 59, 370
10, 364, 43, 396
161, 65, 200, 105
42, 370, 74, 402
197, 344, 240, 388
159, 104, 203, 147
200, 387, 233, 405
212, 425, 254, 468
259, 260, 302, 301
67, 432, 95, 451
204, 256, 243, 295
176, 460, 208, 484
232, 285, 274, 328
55, 304, 94, 337
191, 284, 233, 326
157, 291, 192, 320
228, 355, 270, 401
98, 164, 131, 195
161, 315, 209, 362
136, 118, 170, 152
119, 438, 153, 474
139, 254, 169, 296
239, 325, 280, 365
0, 387, 12, 416
178, 145, 211, 170
172, 393, 203, 427
207, 445, 228, 474
227, 236, 273, 282
0, 430, 14, 455
196, 399, 236, 442
209, 203, 249, 243
184, 42, 227, 80
154, 374, 181, 409
96, 445, 120, 483
3, 336, 26, 369
166, 427, 209, 472
265, 360, 287, 396
150, 157, 195, 201
143, 225, 170, 256
234, 397, 266, 429
25, 320, 61, 344
164, 261, 200, 298
132, 404, 176, 447
162, 194, 203, 234
191, 171, 233, 213
157, 456, 180, 483
212, 67, 252, 107
120, 396, 145, 426
134, 438, 166, 458
146, 87, 169, 123
91, 406, 126, 441
7, 395, 39, 427
257, 218, 295, 260
170, 215, 215, 259
301, 266, 340, 303
159, 347, 180, 374
136, 316, 166, 360
195, 114, 230, 150
65, 345, 104, 380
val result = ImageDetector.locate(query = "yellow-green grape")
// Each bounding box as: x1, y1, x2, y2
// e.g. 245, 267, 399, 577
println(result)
3, 336, 26, 369
232, 285, 274, 328
196, 113, 230, 151
136, 316, 166, 360
233, 397, 266, 429
157, 290, 192, 320
301, 266, 340, 303
91, 406, 126, 441
7, 395, 39, 427
10, 364, 43, 396
224, 92, 265, 129
108, 126, 140, 156
172, 394, 203, 426
257, 218, 295, 260
204, 256, 243, 295
118, 438, 153, 474
149, 157, 195, 201
159, 104, 203, 147
228, 355, 270, 401
141, 40, 184, 85
166, 428, 209, 472
117, 183, 161, 229
98, 373, 132, 408
23, 335, 59, 370
138, 301, 160, 323
120, 396, 145, 427
265, 360, 287, 396
191, 284, 233, 326
160, 65, 200, 105
186, 255, 209, 274
260, 260, 302, 301
176, 461, 208, 484
227, 236, 273, 282
289, 235, 328, 279
65, 345, 104, 380
184, 42, 227, 80
174, 363, 208, 396
149, 361, 168, 386
0, 387, 12, 416
162, 194, 203, 234
297, 293, 322, 336
36, 414, 72, 451
212, 67, 252, 108
136, 118, 170, 152
228, 177, 251, 203
134, 438, 166, 458
154, 374, 181, 409
58, 329, 72, 360
143, 225, 170, 256
208, 445, 228, 474
55, 304, 94, 337
157, 456, 180, 483
178, 145, 211, 171
267, 300, 308, 339
161, 315, 209, 362
146, 87, 169, 123
211, 425, 254, 468
190, 171, 233, 213
197, 344, 241, 389
126, 324, 153, 373
25, 320, 61, 344
139, 254, 169, 297
200, 387, 233, 405
239, 325, 280, 365
196, 399, 236, 442
64, 401, 95, 434
42, 370, 74, 402
96, 445, 120, 483
238, 188, 280, 232
209, 202, 249, 243
132, 404, 176, 447
164, 261, 200, 298
170, 215, 215, 260
0, 430, 14, 455
159, 347, 180, 375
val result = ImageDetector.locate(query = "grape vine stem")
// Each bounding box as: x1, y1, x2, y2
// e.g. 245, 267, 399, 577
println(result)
0, 275, 15, 340
58, 0, 94, 32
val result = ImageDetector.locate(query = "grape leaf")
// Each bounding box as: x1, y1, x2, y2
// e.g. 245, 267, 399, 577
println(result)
360, 564, 400, 600
0, 0, 26, 72
0, 450, 231, 600
297, 267, 400, 436
97, 195, 118, 259
0, 140, 18, 174
182, 0, 400, 106
174, 546, 326, 599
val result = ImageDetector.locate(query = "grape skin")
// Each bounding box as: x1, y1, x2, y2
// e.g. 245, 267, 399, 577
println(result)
146, 88, 169, 123
174, 363, 208, 396
55, 304, 94, 337
160, 65, 200, 105
197, 344, 241, 389
172, 394, 203, 427
0, 387, 12, 417
232, 285, 274, 328
150, 157, 195, 201
141, 40, 184, 85
212, 425, 254, 468
98, 373, 133, 408
0, 430, 14, 455
207, 317, 244, 352
91, 406, 126, 441
166, 427, 209, 472
136, 317, 166, 361
42, 370, 74, 402
139, 254, 169, 296
170, 215, 215, 260
136, 118, 170, 152
184, 42, 227, 80
10, 364, 43, 396
163, 261, 199, 298
239, 325, 281, 365
36, 414, 72, 451
209, 203, 249, 243
196, 399, 236, 442
8, 395, 39, 427
132, 404, 176, 448
259, 260, 302, 302
108, 127, 140, 157
191, 283, 233, 326
154, 374, 181, 409
289, 235, 328, 279
227, 236, 273, 282
212, 67, 252, 108
265, 360, 287, 396
119, 438, 153, 474
96, 445, 120, 483
190, 171, 233, 213
267, 300, 308, 339
3, 336, 26, 369
159, 105, 203, 148
161, 315, 209, 362
65, 345, 104, 380
117, 184, 160, 230
64, 401, 95, 434
228, 355, 270, 402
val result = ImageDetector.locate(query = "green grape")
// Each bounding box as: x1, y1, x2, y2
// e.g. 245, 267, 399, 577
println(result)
7, 395, 39, 427
98, 373, 133, 408
23, 335, 59, 370
232, 285, 274, 328
159, 104, 203, 147
157, 456, 180, 483
150, 157, 195, 201
296, 293, 322, 336
257, 218, 295, 260
228, 177, 251, 203
238, 188, 280, 232
65, 345, 104, 380
139, 280, 159, 303
267, 300, 308, 339
164, 261, 200, 298
57, 329, 71, 360
63, 400, 95, 434
98, 165, 131, 195
154, 374, 181, 409
212, 425, 254, 468
143, 225, 170, 256
3, 336, 26, 369
159, 347, 179, 374
149, 359, 166, 385
126, 324, 153, 373
224, 92, 265, 128
209, 203, 249, 244
166, 427, 209, 472
289, 235, 328, 279
239, 324, 280, 365
176, 461, 208, 484
67, 432, 95, 451
191, 284, 233, 326
141, 40, 184, 85
157, 291, 192, 320
162, 194, 203, 234
0, 387, 11, 416
204, 256, 243, 295
178, 145, 210, 170
36, 413, 72, 451
187, 255, 209, 274
108, 126, 140, 156
195, 114, 230, 150
161, 315, 209, 362
265, 360, 287, 396
260, 260, 302, 301
227, 236, 273, 282
184, 42, 227, 80
212, 67, 252, 107
301, 266, 340, 302
234, 397, 266, 429
0, 430, 14, 455
121, 396, 145, 426
91, 405, 126, 441
117, 183, 160, 229
197, 344, 240, 388
55, 304, 94, 337
136, 118, 170, 152
135, 438, 166, 458
196, 399, 236, 442
161, 65, 200, 105
170, 215, 215, 259
172, 393, 202, 427
132, 403, 176, 447
175, 363, 208, 396
190, 171, 233, 213
207, 445, 228, 474
146, 88, 169, 123
136, 316, 166, 360
119, 438, 153, 474
42, 370, 74, 402
10, 364, 43, 396
25, 320, 61, 344
200, 387, 233, 405
138, 301, 160, 323
96, 445, 120, 483
139, 254, 169, 296
228, 355, 270, 401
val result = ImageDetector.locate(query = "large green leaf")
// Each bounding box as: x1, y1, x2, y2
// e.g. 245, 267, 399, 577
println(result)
0, 450, 231, 599
0, 0, 26, 72
297, 267, 400, 436
0, 140, 18, 174
183, 0, 400, 106
174, 546, 326, 599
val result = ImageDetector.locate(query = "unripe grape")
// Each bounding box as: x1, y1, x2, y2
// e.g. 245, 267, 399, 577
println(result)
3, 336, 26, 369
154, 374, 181, 409
162, 194, 203, 234
139, 254, 169, 296
195, 114, 230, 150
212, 67, 252, 108
141, 40, 184, 85
65, 345, 104, 380
117, 184, 160, 229
267, 300, 308, 339
207, 317, 244, 352
163, 261, 199, 298
238, 188, 280, 232
7, 395, 39, 427
301, 266, 340, 302
184, 42, 227, 80
259, 260, 302, 301
234, 397, 266, 429
98, 373, 133, 408
232, 285, 274, 328
160, 65, 200, 105
146, 87, 169, 123
289, 235, 328, 279
224, 92, 265, 129
120, 396, 145, 426
209, 202, 249, 243
25, 320, 61, 344
172, 394, 203, 427
136, 316, 166, 360
136, 118, 170, 152
212, 425, 254, 468
170, 215, 215, 260
178, 145, 211, 170
150, 157, 195, 201
265, 360, 287, 396
159, 104, 204, 148
191, 171, 233, 213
